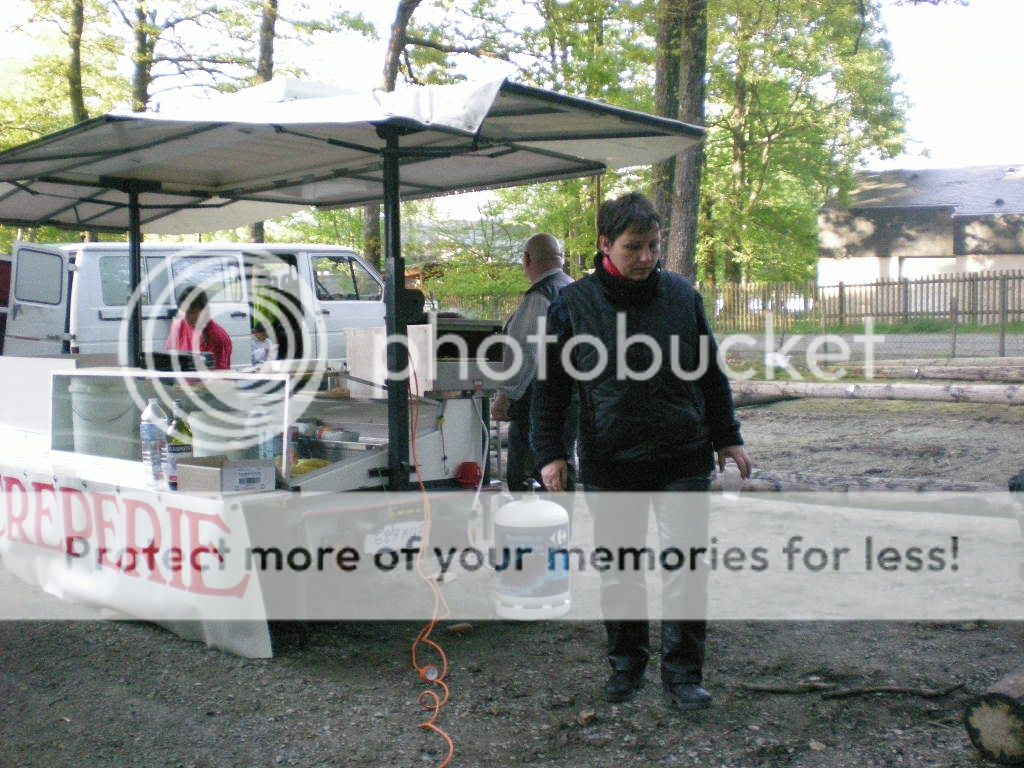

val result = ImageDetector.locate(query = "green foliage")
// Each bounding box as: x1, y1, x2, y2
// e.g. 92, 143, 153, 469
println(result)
265, 209, 364, 247
0, 0, 914, 293
0, 0, 126, 250
700, 0, 906, 282
1, 1, 125, 147
422, 255, 527, 298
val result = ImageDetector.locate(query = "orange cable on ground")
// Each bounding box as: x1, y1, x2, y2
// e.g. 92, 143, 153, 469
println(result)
408, 364, 455, 767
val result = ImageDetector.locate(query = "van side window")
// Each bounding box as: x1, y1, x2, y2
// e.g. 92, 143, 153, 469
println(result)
170, 256, 242, 302
98, 254, 170, 306
14, 249, 62, 304
312, 255, 382, 301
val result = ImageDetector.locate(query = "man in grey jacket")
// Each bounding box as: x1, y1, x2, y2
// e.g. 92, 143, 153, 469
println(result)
491, 233, 576, 496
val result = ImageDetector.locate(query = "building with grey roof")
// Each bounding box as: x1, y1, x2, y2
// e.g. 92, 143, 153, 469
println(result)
818, 165, 1024, 284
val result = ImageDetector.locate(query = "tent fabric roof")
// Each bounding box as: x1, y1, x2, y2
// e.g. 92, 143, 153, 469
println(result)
849, 164, 1024, 217
0, 78, 703, 235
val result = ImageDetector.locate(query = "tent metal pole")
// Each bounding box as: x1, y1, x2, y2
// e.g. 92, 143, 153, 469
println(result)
381, 128, 410, 491
128, 186, 142, 368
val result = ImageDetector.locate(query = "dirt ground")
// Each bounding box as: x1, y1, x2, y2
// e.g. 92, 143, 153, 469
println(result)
2, 398, 1023, 768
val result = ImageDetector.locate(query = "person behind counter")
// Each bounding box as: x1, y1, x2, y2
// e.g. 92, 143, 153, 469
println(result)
251, 321, 273, 365
165, 285, 233, 370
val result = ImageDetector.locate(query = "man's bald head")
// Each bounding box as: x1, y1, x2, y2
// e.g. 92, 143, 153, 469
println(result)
524, 233, 564, 282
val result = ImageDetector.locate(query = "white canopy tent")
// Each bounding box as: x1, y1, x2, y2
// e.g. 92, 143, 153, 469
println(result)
0, 76, 704, 488
0, 77, 701, 234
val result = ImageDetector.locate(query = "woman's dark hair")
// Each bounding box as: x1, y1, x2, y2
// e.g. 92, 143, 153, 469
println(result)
176, 285, 208, 313
597, 192, 661, 244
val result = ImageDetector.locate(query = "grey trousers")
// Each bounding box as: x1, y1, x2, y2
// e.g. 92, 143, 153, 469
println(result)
586, 476, 711, 684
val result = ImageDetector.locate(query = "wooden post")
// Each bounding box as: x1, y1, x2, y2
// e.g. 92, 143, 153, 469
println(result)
951, 295, 959, 358
965, 668, 1024, 764
838, 281, 846, 328
1000, 274, 1009, 358
970, 273, 978, 325
901, 277, 910, 324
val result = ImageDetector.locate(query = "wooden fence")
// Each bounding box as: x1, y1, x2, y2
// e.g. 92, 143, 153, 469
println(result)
428, 270, 1024, 334
698, 270, 1024, 332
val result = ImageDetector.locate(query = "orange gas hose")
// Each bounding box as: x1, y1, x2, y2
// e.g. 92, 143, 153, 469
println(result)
408, 364, 454, 768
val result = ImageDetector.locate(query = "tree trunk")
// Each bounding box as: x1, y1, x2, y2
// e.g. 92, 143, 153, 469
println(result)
665, 0, 707, 280
249, 0, 278, 244
68, 0, 97, 242
384, 0, 421, 89
256, 0, 277, 82
131, 2, 154, 112
68, 0, 87, 123
652, 0, 682, 243
363, 0, 421, 270
965, 668, 1024, 764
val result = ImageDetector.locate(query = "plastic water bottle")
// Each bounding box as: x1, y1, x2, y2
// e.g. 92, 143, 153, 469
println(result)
163, 400, 192, 491
140, 397, 169, 489
248, 405, 279, 462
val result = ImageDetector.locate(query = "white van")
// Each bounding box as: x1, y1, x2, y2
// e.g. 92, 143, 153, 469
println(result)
0, 253, 10, 355
3, 242, 386, 366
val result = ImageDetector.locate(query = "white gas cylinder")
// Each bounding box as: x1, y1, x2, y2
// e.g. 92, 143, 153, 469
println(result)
492, 494, 571, 620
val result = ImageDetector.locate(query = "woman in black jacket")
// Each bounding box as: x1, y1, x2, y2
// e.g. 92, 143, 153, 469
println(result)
531, 192, 752, 709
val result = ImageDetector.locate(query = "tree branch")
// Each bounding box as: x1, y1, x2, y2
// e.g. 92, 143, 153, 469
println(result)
404, 35, 509, 60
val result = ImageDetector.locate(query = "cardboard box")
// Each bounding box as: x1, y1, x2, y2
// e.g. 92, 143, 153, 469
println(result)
176, 456, 277, 495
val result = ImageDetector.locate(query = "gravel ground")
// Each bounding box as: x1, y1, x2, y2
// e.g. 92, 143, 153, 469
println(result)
2, 397, 1023, 768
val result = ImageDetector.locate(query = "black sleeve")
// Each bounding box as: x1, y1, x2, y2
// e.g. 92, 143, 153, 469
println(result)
694, 291, 744, 450
529, 296, 575, 468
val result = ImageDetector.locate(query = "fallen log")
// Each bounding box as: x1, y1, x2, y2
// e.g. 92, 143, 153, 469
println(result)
708, 471, 1014, 520
732, 391, 800, 407
835, 364, 1024, 384
965, 668, 1024, 764
738, 680, 961, 700
730, 380, 1024, 406
743, 471, 1002, 494
737, 681, 836, 694
852, 356, 1024, 369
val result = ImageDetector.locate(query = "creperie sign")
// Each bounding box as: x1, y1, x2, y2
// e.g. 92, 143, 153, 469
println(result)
0, 473, 250, 598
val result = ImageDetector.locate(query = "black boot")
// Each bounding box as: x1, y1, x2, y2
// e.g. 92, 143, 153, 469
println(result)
660, 620, 705, 685
663, 681, 712, 709
603, 620, 650, 702
604, 667, 646, 702
660, 620, 709, 709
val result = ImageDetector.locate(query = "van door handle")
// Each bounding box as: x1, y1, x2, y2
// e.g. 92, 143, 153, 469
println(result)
10, 302, 19, 320
230, 311, 247, 318
318, 309, 330, 315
